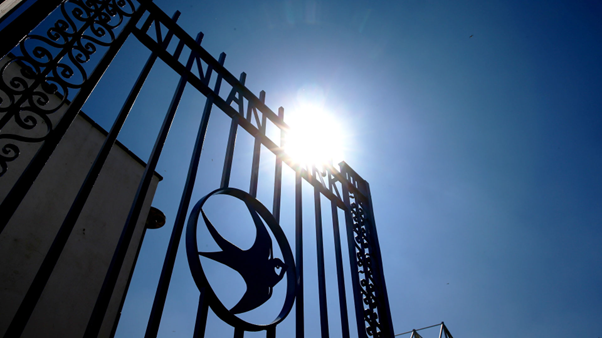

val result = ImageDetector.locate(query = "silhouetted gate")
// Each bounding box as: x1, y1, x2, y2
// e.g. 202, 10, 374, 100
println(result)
0, 1, 394, 337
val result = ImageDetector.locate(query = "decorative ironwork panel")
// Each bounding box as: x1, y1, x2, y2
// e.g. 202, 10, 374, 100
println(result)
350, 200, 383, 337
341, 163, 394, 338
0, 0, 136, 176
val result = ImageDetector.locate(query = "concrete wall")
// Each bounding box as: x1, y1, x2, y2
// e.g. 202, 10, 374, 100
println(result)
0, 0, 25, 20
0, 56, 163, 337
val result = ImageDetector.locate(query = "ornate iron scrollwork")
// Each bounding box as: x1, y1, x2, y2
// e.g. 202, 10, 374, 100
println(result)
350, 200, 384, 337
0, 0, 136, 176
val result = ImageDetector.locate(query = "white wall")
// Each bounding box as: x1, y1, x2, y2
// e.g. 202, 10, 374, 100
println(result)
0, 0, 25, 20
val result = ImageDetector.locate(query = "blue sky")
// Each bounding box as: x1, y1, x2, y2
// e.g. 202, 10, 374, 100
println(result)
106, 0, 600, 337
9, 0, 601, 337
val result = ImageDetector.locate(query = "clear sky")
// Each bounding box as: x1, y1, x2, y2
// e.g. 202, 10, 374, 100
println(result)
47, 0, 602, 337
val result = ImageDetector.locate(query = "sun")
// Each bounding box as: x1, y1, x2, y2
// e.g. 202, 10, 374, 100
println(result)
283, 103, 343, 169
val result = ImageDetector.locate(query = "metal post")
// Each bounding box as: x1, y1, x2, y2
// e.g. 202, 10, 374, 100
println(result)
295, 170, 304, 338
249, 90, 265, 197
272, 107, 284, 222
266, 326, 276, 338
192, 288, 209, 338
314, 176, 330, 338
221, 72, 246, 188
329, 170, 350, 338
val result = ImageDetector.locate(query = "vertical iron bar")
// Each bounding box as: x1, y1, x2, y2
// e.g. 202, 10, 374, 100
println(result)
108, 223, 148, 338
2, 5, 147, 337
249, 91, 265, 197
144, 47, 225, 338
220, 72, 245, 189
295, 170, 304, 338
83, 36, 193, 338
233, 327, 244, 338
438, 323, 444, 338
220, 114, 238, 188
192, 288, 209, 338
105, 12, 185, 335
272, 107, 284, 222
0, 0, 66, 59
340, 168, 369, 338
314, 177, 330, 338
329, 173, 350, 338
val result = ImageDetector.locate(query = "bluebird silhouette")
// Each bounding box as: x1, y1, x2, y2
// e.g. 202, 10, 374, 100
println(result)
199, 204, 287, 314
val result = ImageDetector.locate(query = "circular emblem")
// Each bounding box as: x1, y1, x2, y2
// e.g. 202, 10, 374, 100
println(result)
186, 187, 296, 331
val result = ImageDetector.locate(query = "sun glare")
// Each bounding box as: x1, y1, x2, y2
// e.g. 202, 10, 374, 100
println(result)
283, 104, 343, 169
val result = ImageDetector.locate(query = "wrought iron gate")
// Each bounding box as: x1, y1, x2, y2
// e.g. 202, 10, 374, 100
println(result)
0, 0, 394, 337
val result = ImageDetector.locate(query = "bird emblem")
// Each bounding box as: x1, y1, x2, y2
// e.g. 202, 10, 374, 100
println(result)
198, 203, 288, 314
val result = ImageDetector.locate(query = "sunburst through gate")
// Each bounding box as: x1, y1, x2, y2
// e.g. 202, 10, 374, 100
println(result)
0, 1, 394, 337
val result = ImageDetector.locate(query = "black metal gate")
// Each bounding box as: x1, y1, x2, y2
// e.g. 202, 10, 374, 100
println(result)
0, 1, 394, 337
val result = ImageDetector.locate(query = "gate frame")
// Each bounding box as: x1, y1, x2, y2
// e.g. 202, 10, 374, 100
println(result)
0, 1, 395, 337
